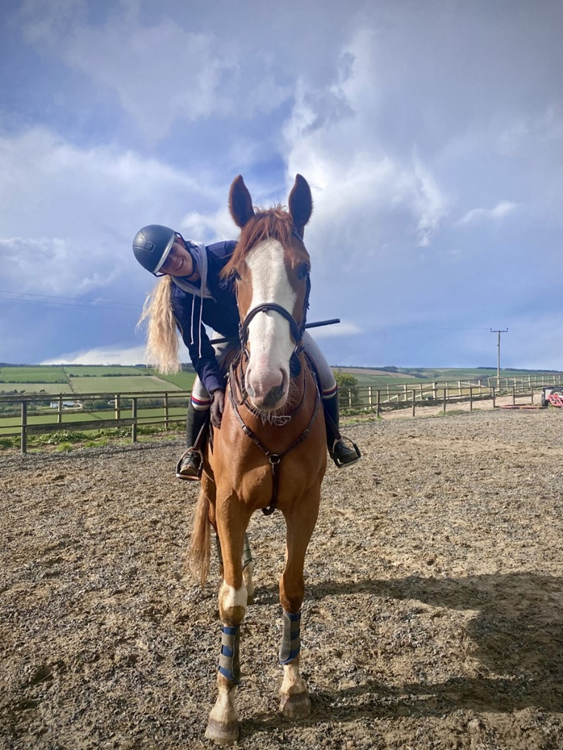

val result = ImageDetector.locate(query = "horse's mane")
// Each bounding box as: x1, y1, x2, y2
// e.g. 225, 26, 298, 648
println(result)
222, 206, 295, 278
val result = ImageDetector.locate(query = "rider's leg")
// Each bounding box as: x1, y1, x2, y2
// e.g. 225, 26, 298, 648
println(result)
177, 341, 238, 480
176, 380, 210, 480
301, 332, 360, 468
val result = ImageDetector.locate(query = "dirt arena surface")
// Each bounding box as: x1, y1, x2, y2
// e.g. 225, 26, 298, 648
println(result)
2, 408, 563, 749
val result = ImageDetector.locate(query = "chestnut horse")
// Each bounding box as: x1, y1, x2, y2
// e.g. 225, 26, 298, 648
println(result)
190, 174, 327, 743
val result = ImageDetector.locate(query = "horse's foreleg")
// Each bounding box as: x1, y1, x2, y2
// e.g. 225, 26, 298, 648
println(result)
215, 531, 255, 605
205, 503, 249, 745
278, 494, 320, 720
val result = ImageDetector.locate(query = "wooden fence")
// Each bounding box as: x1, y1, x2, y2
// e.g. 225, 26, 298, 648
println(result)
1, 374, 563, 454
0, 391, 191, 454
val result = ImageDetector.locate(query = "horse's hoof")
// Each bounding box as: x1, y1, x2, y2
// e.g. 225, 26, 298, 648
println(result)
246, 591, 255, 605
279, 691, 311, 720
205, 718, 239, 744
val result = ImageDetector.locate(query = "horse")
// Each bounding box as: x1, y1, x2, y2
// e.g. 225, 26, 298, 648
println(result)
190, 174, 327, 743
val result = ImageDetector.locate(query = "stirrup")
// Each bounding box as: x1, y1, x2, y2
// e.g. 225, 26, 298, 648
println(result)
175, 448, 203, 481
330, 437, 361, 469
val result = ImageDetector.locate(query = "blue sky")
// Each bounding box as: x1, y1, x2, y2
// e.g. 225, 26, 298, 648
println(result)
1, 0, 562, 369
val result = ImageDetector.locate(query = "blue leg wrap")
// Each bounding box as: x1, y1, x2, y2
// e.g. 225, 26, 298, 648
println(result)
279, 610, 301, 665
218, 625, 241, 685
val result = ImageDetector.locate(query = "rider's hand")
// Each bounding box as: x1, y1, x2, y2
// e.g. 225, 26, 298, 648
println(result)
210, 389, 225, 428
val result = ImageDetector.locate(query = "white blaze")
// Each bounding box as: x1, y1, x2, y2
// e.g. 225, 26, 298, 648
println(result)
245, 239, 296, 405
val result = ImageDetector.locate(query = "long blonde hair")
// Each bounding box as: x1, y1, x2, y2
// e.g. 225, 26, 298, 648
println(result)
137, 276, 181, 374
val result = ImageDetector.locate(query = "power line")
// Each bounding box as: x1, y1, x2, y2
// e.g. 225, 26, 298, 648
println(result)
0, 289, 139, 312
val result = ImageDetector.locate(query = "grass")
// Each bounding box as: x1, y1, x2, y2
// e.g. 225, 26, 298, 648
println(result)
67, 375, 182, 393
0, 404, 188, 435
62, 365, 146, 377
0, 383, 75, 395
0, 366, 68, 383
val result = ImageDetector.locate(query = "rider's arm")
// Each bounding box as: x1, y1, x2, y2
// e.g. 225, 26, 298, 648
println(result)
172, 293, 224, 394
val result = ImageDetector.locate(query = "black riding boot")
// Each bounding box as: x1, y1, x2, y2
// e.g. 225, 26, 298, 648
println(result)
175, 401, 209, 480
323, 391, 361, 468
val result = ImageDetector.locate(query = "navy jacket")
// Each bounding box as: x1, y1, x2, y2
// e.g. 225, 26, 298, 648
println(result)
170, 241, 239, 394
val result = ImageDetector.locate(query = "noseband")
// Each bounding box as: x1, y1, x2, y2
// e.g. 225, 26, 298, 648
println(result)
238, 273, 311, 379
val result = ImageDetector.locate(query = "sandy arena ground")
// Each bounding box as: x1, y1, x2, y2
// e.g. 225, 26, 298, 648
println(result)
2, 406, 563, 749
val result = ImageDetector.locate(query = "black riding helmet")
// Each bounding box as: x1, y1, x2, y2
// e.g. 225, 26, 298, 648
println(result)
132, 224, 177, 274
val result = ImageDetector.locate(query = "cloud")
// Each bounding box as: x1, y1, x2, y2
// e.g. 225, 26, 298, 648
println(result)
308, 322, 362, 339
282, 29, 450, 264
0, 126, 221, 297
41, 344, 147, 366
455, 201, 518, 227
16, 0, 292, 143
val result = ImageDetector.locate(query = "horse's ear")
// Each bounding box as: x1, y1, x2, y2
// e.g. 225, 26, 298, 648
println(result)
288, 174, 313, 231
229, 175, 255, 228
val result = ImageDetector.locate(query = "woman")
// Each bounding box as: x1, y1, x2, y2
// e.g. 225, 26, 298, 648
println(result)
133, 224, 360, 479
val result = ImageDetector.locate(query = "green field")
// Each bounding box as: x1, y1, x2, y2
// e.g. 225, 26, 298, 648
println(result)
0, 366, 67, 383
0, 383, 74, 395
0, 363, 561, 398
152, 371, 197, 390
333, 366, 563, 387
0, 405, 189, 436
62, 366, 147, 377
0, 365, 195, 395
68, 375, 182, 393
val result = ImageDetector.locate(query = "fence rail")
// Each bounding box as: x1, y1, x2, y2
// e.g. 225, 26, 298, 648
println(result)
2, 374, 563, 454
0, 390, 191, 453
340, 374, 563, 415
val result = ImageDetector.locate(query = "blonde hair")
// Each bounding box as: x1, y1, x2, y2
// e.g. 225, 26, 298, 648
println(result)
137, 276, 181, 373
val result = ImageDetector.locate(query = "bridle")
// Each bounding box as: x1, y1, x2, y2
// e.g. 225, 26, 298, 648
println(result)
237, 229, 311, 378
238, 277, 310, 379
228, 229, 318, 516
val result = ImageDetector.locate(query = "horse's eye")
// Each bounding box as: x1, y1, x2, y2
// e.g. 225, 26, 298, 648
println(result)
232, 270, 241, 281
297, 264, 310, 280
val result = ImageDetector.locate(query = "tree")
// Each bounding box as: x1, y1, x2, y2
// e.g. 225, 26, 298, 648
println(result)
333, 371, 360, 409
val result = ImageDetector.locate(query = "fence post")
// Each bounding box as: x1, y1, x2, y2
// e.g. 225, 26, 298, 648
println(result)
368, 385, 372, 408
443, 388, 447, 412
512, 385, 516, 405
376, 390, 381, 418
458, 380, 462, 396
412, 390, 416, 417
469, 385, 473, 411
58, 395, 63, 425
21, 400, 27, 455
131, 397, 137, 443
492, 387, 496, 408
114, 394, 120, 421
433, 381, 437, 400
164, 392, 169, 429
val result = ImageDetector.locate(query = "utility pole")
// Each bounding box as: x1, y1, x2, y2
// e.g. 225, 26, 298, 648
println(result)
490, 328, 508, 388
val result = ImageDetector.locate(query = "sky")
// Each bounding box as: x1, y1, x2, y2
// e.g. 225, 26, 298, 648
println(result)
1, 0, 562, 369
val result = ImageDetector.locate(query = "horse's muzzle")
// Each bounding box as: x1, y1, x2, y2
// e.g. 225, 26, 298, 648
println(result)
246, 368, 288, 411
